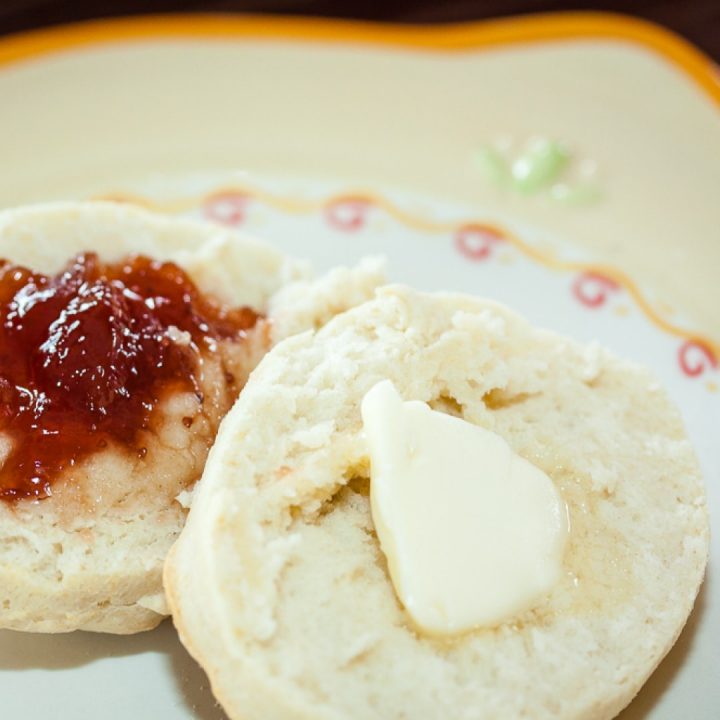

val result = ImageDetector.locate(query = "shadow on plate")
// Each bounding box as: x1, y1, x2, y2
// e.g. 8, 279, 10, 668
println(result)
0, 619, 173, 670
163, 621, 229, 720
617, 575, 709, 719
0, 617, 227, 719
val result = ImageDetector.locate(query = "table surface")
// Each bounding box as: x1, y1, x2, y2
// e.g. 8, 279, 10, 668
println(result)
0, 1, 718, 62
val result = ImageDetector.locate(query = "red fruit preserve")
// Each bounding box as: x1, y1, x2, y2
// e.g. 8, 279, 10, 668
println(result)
0, 252, 259, 501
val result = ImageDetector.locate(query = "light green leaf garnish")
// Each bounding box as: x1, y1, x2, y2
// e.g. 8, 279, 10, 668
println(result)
511, 139, 569, 194
474, 137, 600, 207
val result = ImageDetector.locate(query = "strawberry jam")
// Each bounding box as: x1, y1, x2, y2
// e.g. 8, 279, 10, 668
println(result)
0, 252, 260, 501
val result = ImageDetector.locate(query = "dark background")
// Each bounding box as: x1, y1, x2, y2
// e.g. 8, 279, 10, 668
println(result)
0, 1, 718, 61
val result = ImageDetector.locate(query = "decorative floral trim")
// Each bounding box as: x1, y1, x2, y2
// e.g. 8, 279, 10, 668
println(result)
98, 187, 719, 383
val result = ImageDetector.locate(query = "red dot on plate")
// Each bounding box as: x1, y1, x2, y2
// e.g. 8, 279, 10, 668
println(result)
454, 225, 504, 261
203, 192, 248, 227
325, 198, 369, 232
571, 271, 620, 308
678, 339, 718, 378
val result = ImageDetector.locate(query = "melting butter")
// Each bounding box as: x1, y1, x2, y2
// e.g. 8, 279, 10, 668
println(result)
361, 380, 568, 636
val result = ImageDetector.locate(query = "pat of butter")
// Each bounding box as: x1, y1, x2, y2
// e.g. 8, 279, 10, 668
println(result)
361, 380, 568, 635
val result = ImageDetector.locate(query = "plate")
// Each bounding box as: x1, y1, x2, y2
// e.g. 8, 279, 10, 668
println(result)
0, 13, 718, 720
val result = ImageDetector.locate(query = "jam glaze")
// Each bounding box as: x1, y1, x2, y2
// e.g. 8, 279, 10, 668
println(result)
0, 253, 260, 502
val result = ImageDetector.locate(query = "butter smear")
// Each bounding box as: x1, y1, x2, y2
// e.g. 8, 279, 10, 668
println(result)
361, 380, 568, 635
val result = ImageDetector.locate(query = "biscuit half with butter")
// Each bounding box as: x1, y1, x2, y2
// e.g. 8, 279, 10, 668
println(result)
0, 201, 383, 634
165, 285, 708, 719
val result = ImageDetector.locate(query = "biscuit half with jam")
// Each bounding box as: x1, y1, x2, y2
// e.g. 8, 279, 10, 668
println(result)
0, 201, 383, 634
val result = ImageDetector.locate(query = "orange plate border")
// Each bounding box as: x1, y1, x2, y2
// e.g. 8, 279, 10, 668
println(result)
0, 12, 718, 104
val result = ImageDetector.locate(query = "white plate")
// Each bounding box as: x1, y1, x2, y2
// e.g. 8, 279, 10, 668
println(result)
0, 14, 718, 719
1, 175, 718, 719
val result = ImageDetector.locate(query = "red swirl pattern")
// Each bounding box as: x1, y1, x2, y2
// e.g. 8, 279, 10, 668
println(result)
572, 271, 620, 308
678, 340, 718, 378
325, 198, 369, 232
203, 191, 248, 226
454, 225, 505, 261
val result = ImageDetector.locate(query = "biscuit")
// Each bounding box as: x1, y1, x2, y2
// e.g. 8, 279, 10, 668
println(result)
166, 285, 708, 719
0, 201, 382, 634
